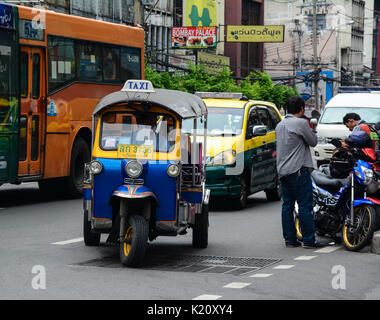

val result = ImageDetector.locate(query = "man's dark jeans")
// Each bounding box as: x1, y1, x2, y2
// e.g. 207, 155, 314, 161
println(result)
280, 167, 316, 245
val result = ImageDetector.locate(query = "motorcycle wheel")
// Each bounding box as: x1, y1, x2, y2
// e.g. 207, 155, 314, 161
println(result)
342, 204, 376, 252
120, 214, 148, 267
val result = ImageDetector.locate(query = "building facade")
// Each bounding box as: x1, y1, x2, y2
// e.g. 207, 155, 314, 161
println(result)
264, 0, 376, 106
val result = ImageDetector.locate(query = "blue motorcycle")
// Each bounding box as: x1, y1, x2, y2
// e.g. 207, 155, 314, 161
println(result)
295, 154, 378, 251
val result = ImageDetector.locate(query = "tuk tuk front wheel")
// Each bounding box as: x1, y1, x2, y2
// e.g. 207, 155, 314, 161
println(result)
192, 204, 209, 248
120, 214, 148, 267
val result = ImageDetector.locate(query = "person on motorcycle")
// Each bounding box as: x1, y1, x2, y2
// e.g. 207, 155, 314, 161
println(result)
342, 113, 379, 153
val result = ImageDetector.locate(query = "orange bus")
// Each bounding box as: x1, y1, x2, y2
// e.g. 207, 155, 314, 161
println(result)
0, 3, 144, 197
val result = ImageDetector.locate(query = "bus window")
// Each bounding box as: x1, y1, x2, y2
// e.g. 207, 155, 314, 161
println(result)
77, 42, 102, 81
121, 47, 141, 80
20, 52, 28, 98
32, 53, 40, 99
103, 46, 120, 81
48, 36, 76, 92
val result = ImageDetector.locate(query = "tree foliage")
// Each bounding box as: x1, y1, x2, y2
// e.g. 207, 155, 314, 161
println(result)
145, 64, 298, 110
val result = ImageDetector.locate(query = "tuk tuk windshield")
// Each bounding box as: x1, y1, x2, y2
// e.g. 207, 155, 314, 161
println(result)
100, 111, 176, 152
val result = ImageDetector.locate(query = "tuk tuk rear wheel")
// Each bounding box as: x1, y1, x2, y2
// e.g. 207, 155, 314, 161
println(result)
192, 204, 209, 248
83, 209, 101, 246
120, 214, 148, 267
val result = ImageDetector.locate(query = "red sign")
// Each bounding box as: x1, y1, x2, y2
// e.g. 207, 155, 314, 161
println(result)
172, 27, 217, 49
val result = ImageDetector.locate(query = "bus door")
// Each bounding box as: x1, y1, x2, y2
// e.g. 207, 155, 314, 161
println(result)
18, 47, 45, 178
0, 3, 19, 184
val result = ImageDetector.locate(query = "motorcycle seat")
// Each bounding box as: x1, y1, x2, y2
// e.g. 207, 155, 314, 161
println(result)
311, 170, 349, 194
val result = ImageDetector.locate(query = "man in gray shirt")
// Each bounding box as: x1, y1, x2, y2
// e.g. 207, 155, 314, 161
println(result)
275, 96, 324, 248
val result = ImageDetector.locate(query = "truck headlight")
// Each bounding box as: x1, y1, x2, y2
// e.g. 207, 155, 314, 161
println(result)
207, 150, 236, 166
126, 160, 143, 178
89, 160, 103, 175
317, 136, 327, 144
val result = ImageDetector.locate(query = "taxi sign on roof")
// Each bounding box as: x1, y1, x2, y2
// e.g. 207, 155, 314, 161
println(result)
121, 80, 155, 93
195, 92, 247, 100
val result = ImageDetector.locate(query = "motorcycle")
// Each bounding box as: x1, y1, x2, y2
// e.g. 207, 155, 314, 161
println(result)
295, 143, 379, 251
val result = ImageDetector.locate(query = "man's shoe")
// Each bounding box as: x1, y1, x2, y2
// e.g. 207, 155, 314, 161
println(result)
302, 241, 329, 249
286, 240, 302, 248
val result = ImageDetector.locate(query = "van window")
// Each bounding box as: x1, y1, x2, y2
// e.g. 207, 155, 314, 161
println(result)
320, 107, 380, 124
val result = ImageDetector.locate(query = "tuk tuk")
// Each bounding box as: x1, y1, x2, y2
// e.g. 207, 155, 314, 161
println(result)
82, 80, 210, 267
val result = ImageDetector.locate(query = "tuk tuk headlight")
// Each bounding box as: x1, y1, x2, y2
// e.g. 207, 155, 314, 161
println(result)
167, 163, 180, 177
207, 150, 236, 166
126, 160, 143, 178
89, 160, 103, 175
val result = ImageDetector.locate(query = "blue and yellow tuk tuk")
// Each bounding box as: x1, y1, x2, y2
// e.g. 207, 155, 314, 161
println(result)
82, 80, 209, 266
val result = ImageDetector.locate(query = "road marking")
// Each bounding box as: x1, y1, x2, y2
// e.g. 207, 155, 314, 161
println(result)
314, 246, 341, 253
250, 273, 273, 278
272, 265, 295, 270
223, 282, 251, 289
294, 255, 317, 261
193, 294, 222, 300
51, 237, 84, 245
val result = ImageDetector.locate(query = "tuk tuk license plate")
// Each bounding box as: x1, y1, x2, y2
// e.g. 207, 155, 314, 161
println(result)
117, 145, 154, 159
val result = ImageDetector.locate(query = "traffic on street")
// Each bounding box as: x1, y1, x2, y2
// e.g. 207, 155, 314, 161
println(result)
1, 0, 380, 309
1, 182, 380, 302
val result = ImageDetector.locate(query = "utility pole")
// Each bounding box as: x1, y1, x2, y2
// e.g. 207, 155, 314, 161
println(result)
312, 0, 319, 111
294, 19, 303, 72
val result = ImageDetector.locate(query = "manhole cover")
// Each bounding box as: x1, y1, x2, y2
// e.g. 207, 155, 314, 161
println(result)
75, 254, 281, 276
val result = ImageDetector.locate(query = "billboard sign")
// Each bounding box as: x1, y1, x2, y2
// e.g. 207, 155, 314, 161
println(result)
226, 25, 285, 43
184, 0, 217, 27
172, 27, 217, 49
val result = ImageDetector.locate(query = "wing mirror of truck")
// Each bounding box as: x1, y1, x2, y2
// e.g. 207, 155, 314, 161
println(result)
310, 118, 318, 126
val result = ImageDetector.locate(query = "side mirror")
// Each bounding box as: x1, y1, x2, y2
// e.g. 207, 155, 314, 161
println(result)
251, 125, 268, 137
310, 118, 318, 126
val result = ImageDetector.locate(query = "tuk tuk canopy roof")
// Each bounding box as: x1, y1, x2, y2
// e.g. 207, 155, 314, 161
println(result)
93, 89, 207, 120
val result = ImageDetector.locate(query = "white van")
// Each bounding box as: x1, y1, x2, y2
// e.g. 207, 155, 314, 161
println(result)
312, 93, 380, 167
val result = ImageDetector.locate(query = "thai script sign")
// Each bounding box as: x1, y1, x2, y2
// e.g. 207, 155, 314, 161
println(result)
172, 27, 217, 49
0, 3, 14, 29
226, 25, 285, 43
197, 51, 230, 75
